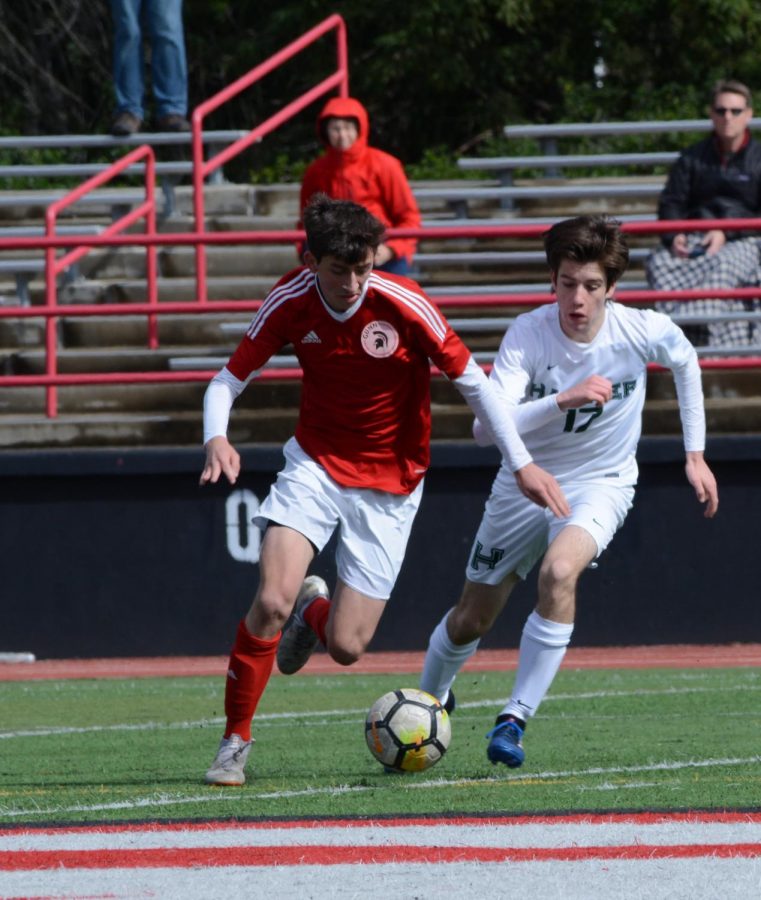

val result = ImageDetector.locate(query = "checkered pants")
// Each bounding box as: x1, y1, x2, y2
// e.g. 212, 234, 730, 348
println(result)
645, 236, 761, 348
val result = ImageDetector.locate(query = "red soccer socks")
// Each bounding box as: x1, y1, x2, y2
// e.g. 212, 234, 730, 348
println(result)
303, 595, 330, 645
223, 620, 279, 741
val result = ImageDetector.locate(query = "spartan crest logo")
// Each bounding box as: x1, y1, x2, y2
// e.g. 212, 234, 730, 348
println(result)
361, 320, 399, 358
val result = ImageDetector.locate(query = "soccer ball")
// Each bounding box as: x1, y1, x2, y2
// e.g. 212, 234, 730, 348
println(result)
365, 688, 451, 773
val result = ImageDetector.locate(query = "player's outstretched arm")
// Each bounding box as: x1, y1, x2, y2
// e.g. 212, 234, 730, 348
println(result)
200, 435, 241, 486
514, 462, 571, 519
684, 450, 719, 518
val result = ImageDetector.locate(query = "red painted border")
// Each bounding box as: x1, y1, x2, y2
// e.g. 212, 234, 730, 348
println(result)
3, 842, 761, 871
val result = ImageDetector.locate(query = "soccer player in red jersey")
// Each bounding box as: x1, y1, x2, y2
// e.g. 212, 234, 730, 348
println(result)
200, 194, 568, 785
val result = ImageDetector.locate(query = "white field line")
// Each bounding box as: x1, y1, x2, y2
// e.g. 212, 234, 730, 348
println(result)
2, 682, 760, 741
1, 755, 759, 819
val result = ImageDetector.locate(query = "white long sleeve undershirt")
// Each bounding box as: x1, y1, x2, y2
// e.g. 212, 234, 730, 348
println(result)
453, 357, 532, 472
202, 367, 247, 445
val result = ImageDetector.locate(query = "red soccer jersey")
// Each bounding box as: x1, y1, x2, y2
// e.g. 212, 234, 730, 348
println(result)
225, 266, 472, 494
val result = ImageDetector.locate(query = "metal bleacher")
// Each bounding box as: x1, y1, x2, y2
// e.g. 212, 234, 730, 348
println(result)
1, 114, 760, 447
449, 116, 761, 211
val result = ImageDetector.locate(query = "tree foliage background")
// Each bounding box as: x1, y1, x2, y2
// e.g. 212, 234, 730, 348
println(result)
3, 0, 761, 171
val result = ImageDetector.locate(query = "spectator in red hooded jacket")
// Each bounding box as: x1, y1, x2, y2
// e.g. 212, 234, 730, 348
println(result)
299, 96, 421, 273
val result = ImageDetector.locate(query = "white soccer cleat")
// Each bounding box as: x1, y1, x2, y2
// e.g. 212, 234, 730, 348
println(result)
276, 575, 329, 675
204, 734, 253, 786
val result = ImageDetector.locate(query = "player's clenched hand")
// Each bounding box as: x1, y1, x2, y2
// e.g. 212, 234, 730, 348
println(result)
514, 462, 571, 519
684, 451, 719, 518
556, 375, 613, 411
199, 435, 241, 486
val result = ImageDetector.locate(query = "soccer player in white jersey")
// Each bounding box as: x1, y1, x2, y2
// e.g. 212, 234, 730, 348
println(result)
419, 214, 719, 769
199, 194, 569, 786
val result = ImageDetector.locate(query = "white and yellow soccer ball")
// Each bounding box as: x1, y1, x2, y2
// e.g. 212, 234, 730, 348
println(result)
365, 688, 451, 772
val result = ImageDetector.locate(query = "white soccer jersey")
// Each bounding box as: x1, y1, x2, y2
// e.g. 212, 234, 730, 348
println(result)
474, 302, 706, 487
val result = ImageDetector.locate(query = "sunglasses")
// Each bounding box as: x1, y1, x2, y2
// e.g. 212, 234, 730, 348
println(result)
713, 106, 747, 116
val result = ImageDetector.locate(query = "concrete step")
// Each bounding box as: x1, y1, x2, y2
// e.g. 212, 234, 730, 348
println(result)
161, 245, 299, 278
22, 274, 278, 304
0, 183, 258, 227
210, 214, 300, 232
10, 347, 184, 375
0, 378, 306, 416
0, 411, 203, 448
410, 180, 502, 218
415, 267, 553, 287
102, 275, 279, 303
249, 183, 300, 218
0, 382, 206, 415
0, 314, 45, 349
60, 313, 252, 348
3, 396, 761, 450
517, 194, 657, 219
647, 367, 761, 400
162, 184, 258, 218
651, 396, 761, 433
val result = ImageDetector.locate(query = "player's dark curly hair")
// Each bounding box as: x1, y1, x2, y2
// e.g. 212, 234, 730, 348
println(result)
303, 193, 385, 263
543, 215, 630, 289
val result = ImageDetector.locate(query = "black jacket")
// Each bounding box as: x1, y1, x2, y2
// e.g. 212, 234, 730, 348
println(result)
658, 133, 761, 245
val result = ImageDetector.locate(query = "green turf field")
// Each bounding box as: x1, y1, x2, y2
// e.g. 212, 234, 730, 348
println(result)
1, 666, 759, 825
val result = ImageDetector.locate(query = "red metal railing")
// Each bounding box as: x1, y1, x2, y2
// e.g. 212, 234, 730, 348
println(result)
40, 144, 157, 416
3, 11, 758, 419
191, 13, 348, 303
1, 216, 760, 416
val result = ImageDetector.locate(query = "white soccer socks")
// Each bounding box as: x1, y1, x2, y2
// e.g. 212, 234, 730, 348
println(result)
420, 610, 480, 705
501, 610, 573, 721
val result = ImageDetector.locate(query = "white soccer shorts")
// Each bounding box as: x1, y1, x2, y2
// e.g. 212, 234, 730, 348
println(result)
254, 437, 423, 600
466, 476, 635, 585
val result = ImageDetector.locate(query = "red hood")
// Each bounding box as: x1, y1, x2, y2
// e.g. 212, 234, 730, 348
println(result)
317, 96, 370, 164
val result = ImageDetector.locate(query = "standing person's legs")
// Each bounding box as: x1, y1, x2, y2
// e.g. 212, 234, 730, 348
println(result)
110, 0, 145, 120
144, 0, 188, 121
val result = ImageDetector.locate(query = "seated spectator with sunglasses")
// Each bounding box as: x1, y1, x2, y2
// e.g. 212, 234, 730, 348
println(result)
646, 79, 761, 350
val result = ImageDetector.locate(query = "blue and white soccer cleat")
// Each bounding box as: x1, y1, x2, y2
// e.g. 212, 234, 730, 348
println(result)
486, 719, 525, 768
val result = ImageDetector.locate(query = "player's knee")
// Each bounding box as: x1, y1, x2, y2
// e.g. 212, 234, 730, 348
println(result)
252, 588, 293, 630
326, 634, 367, 667
538, 555, 579, 592
447, 605, 490, 643
327, 644, 361, 667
